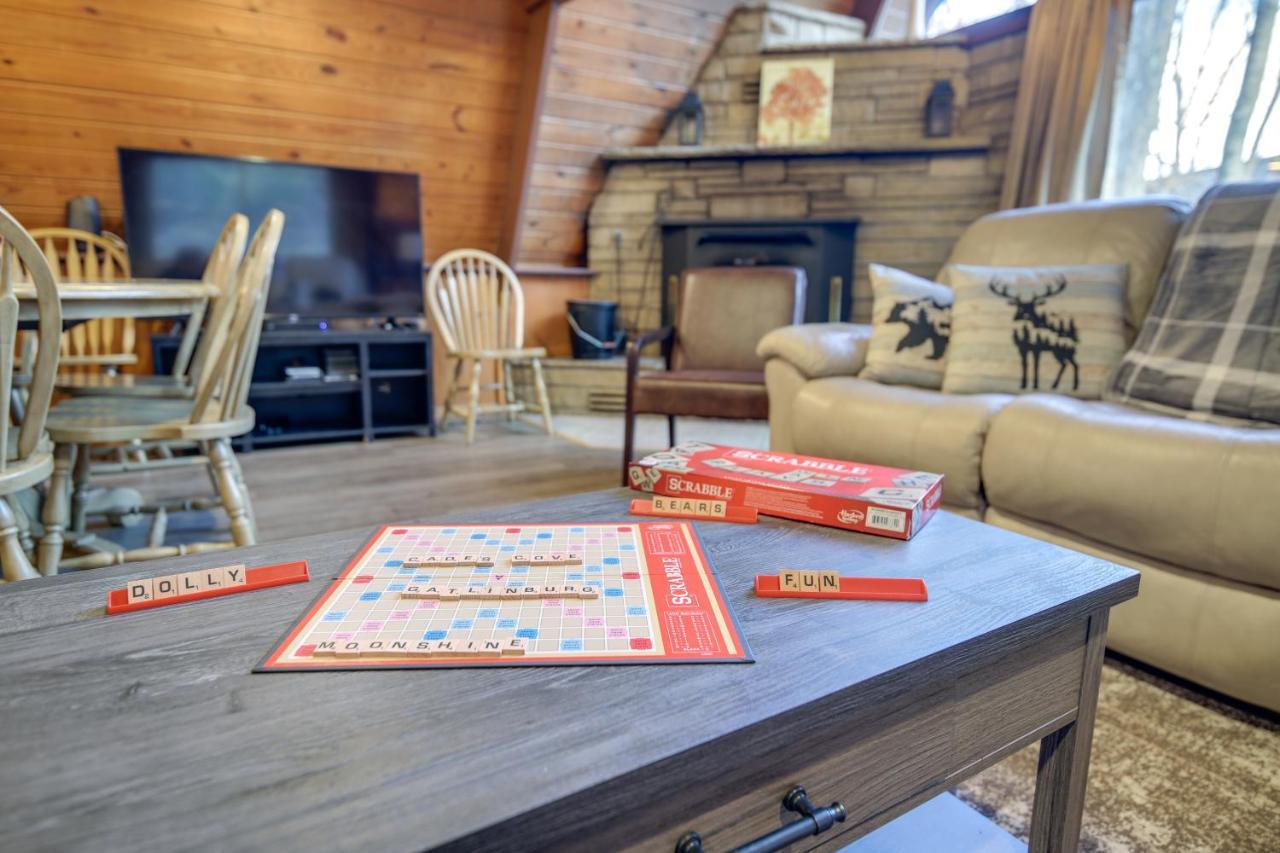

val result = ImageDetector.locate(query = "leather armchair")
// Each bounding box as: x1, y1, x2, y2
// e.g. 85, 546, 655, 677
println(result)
622, 266, 806, 483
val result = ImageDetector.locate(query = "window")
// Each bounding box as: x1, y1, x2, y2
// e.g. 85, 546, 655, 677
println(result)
1103, 0, 1280, 200
926, 0, 1036, 37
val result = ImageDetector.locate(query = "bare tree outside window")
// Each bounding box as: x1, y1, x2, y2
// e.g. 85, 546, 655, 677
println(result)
1104, 0, 1280, 200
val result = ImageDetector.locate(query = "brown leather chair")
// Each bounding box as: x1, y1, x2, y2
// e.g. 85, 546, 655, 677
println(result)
622, 266, 806, 482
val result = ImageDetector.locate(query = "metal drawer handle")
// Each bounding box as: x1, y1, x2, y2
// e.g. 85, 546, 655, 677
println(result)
675, 785, 847, 853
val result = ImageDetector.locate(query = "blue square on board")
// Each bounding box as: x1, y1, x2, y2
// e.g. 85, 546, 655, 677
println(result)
470, 533, 486, 540
516, 628, 539, 639
451, 619, 474, 629
359, 592, 381, 602
567, 573, 584, 581
424, 630, 448, 640
570, 527, 585, 532
387, 583, 407, 591
496, 618, 517, 629
397, 567, 414, 575
605, 588, 624, 597
513, 566, 529, 574
323, 612, 346, 622
500, 545, 516, 552
413, 574, 432, 582
376, 547, 394, 553
587, 565, 602, 573
472, 567, 490, 574
485, 539, 500, 546
603, 557, 621, 565
477, 609, 498, 619
560, 639, 583, 651
441, 528, 457, 534
619, 543, 635, 550
384, 560, 403, 567
537, 532, 552, 539
627, 606, 646, 616
519, 539, 533, 545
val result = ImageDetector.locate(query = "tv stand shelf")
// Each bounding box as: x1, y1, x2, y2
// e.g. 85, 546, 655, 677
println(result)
153, 327, 435, 450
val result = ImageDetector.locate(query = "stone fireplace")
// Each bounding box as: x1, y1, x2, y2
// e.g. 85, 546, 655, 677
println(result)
660, 216, 856, 325
586, 1, 1028, 333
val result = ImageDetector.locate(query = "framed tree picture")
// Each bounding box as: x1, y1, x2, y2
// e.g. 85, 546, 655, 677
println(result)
757, 57, 835, 146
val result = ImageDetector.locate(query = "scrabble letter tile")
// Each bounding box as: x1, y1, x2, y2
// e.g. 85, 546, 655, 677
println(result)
221, 565, 248, 587
578, 586, 599, 599
502, 638, 529, 657
151, 576, 180, 600
126, 579, 154, 604
779, 571, 801, 591
798, 571, 819, 591
819, 571, 840, 592
178, 572, 204, 595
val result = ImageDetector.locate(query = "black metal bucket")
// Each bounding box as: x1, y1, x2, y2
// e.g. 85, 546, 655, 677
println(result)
566, 299, 625, 359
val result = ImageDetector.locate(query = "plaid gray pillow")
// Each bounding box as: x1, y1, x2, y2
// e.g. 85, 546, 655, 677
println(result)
1106, 182, 1280, 426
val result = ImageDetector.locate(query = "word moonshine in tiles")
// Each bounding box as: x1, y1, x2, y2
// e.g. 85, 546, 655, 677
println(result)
258, 523, 751, 670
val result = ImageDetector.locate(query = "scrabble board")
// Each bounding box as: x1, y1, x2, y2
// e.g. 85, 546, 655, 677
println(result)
257, 522, 751, 671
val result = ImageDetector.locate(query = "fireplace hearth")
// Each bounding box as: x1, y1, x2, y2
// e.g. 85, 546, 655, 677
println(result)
660, 217, 857, 325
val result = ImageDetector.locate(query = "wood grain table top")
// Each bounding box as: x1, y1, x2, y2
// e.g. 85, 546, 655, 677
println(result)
16, 278, 219, 321
0, 489, 1138, 852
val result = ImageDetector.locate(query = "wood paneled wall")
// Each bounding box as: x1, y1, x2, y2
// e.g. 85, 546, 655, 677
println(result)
0, 0, 529, 258
519, 0, 853, 267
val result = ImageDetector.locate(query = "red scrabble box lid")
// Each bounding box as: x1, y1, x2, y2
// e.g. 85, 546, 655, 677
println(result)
627, 442, 944, 539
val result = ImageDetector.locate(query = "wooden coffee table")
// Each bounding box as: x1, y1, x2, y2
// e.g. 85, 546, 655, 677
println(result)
0, 489, 1137, 852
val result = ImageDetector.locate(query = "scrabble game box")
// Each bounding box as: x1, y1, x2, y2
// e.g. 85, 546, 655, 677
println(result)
627, 442, 943, 540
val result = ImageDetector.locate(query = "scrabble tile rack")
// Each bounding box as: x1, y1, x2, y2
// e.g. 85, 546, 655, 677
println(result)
754, 574, 928, 602
106, 561, 311, 615
629, 498, 758, 524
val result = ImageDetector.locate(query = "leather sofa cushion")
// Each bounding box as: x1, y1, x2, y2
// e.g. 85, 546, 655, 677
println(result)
632, 370, 767, 419
984, 394, 1280, 591
988, 507, 1280, 713
790, 377, 1014, 509
938, 197, 1189, 340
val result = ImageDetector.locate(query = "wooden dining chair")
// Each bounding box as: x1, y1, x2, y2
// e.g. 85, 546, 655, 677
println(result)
57, 213, 250, 399
29, 228, 135, 372
37, 211, 285, 574
426, 249, 553, 444
0, 206, 62, 581
54, 214, 250, 476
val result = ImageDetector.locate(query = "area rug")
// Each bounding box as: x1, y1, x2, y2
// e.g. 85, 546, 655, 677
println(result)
954, 657, 1280, 852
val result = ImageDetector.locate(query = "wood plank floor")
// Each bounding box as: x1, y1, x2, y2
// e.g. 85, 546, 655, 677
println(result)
97, 423, 618, 544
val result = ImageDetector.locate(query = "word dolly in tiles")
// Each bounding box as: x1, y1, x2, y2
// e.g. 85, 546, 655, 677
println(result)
106, 561, 311, 616
258, 524, 751, 671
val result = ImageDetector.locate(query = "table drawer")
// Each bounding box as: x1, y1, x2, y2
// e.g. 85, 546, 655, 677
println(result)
622, 621, 1086, 853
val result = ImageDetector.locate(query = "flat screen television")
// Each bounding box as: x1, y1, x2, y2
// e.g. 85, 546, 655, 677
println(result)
118, 148, 424, 320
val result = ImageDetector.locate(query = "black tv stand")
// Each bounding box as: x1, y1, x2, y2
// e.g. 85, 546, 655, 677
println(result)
152, 326, 435, 451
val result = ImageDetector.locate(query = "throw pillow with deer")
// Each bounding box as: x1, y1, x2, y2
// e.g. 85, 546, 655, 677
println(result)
943, 264, 1128, 399
863, 264, 953, 389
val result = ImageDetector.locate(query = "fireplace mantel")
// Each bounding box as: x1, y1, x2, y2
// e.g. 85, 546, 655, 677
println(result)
601, 136, 991, 165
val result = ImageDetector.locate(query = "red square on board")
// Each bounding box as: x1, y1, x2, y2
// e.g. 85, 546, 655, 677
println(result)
297, 644, 317, 657
353, 575, 374, 584
506, 528, 521, 533
630, 638, 653, 650
622, 571, 641, 580
391, 529, 408, 535
617, 526, 630, 532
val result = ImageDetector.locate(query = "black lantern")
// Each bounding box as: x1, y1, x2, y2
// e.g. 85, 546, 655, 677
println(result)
674, 91, 704, 146
924, 80, 955, 138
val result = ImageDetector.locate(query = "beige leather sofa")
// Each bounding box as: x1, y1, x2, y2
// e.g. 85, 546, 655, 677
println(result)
759, 198, 1280, 712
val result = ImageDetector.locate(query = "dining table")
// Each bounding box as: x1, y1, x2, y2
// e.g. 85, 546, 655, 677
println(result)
15, 278, 220, 325
8, 276, 222, 581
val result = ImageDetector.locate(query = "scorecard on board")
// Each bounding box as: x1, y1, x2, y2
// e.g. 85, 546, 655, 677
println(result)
257, 522, 751, 671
